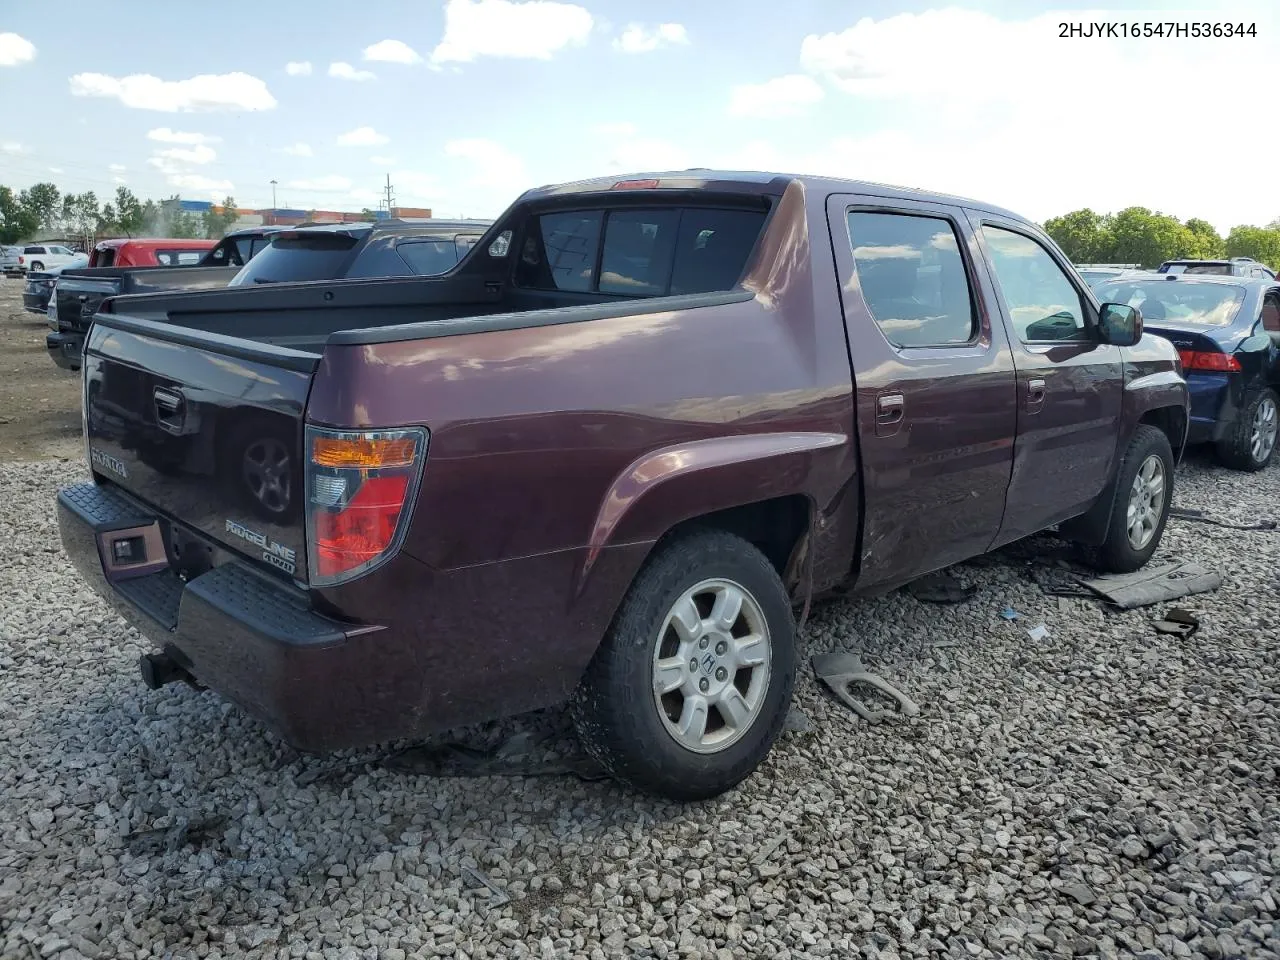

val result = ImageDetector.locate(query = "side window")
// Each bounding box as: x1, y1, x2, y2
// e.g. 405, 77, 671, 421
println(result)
249, 238, 270, 259
982, 226, 1087, 343
514, 211, 603, 292
454, 234, 480, 260
847, 211, 977, 348
395, 239, 458, 276
668, 208, 766, 295
1261, 293, 1280, 333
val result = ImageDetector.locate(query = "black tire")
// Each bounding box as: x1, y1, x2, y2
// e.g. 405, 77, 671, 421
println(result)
30, 261, 43, 271
1216, 388, 1279, 472
1093, 424, 1174, 574
570, 529, 796, 802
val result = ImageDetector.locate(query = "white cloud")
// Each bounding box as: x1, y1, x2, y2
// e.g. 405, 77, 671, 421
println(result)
605, 137, 689, 173
0, 32, 35, 66
147, 127, 220, 145
370, 155, 398, 166
150, 144, 217, 166
285, 61, 313, 76
109, 163, 127, 173
614, 23, 688, 53
167, 173, 234, 194
594, 121, 637, 137
363, 39, 422, 64
444, 139, 527, 192
787, 7, 1280, 232
287, 175, 353, 192
728, 74, 824, 118
329, 61, 376, 81
1, 142, 23, 154
431, 0, 593, 65
69, 71, 276, 112
337, 126, 390, 147
113, 176, 128, 185
49, 167, 63, 174
278, 142, 314, 157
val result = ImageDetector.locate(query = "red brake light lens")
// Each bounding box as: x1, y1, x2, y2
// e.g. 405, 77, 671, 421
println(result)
1176, 349, 1240, 372
305, 426, 427, 585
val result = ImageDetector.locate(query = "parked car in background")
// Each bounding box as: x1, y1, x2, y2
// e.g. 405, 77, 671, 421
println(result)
45, 227, 284, 371
1159, 257, 1277, 280
226, 218, 491, 286
58, 171, 1187, 801
1095, 272, 1280, 471
86, 237, 215, 268
1, 245, 22, 277
17, 243, 80, 272
21, 253, 91, 315
1077, 264, 1141, 287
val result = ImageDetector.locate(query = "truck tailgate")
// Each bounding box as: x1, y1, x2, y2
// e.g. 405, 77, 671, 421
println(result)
84, 314, 318, 583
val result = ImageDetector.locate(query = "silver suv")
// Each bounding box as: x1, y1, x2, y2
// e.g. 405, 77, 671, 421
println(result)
1158, 257, 1277, 279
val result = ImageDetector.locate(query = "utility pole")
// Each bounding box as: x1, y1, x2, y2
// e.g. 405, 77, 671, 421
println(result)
270, 179, 278, 210
382, 173, 396, 216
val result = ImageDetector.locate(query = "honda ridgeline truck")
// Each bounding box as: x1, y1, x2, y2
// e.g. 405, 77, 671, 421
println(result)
57, 171, 1188, 800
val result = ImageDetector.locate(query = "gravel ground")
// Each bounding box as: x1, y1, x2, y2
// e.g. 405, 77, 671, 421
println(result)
1, 449, 1278, 960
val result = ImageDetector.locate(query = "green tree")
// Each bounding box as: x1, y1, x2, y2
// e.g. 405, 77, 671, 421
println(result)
18, 182, 61, 231
0, 186, 39, 243
1044, 208, 1109, 263
1225, 226, 1280, 270
61, 191, 102, 243
200, 195, 239, 238
114, 186, 145, 237
1105, 207, 1187, 267
1181, 218, 1226, 260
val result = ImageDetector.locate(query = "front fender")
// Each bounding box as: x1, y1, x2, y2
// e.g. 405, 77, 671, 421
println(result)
1125, 368, 1190, 459
582, 431, 848, 579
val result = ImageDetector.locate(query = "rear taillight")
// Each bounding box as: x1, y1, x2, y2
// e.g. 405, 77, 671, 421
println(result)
1176, 349, 1241, 372
17, 256, 23, 264
304, 425, 428, 586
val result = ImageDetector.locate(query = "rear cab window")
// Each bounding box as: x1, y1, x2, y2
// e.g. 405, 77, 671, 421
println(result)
156, 250, 205, 266
230, 232, 361, 285
514, 205, 768, 296
394, 238, 461, 276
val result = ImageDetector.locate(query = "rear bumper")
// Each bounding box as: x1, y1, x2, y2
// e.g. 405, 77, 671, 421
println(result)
1185, 372, 1236, 445
46, 331, 83, 371
23, 292, 50, 314
57, 481, 402, 752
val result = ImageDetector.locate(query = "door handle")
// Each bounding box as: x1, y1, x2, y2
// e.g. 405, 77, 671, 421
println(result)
153, 386, 186, 434
875, 392, 905, 437
877, 393, 904, 420
1026, 377, 1046, 403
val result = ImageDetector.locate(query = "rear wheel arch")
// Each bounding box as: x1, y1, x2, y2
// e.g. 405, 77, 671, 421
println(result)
1139, 405, 1187, 462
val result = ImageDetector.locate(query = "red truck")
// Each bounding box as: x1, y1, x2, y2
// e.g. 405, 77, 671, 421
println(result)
58, 171, 1188, 800
87, 237, 217, 268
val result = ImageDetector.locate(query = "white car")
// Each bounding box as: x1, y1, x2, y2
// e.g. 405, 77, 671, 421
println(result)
17, 244, 81, 272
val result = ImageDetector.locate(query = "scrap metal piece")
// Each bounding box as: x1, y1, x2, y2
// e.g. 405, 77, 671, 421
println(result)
1152, 607, 1200, 638
906, 570, 977, 604
811, 651, 920, 724
1081, 562, 1222, 611
1169, 506, 1277, 532
1026, 623, 1049, 642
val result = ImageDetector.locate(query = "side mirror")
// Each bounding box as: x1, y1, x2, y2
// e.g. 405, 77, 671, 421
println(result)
1098, 302, 1143, 347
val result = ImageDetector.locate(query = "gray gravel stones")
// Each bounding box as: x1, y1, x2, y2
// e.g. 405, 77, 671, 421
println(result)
1, 449, 1278, 959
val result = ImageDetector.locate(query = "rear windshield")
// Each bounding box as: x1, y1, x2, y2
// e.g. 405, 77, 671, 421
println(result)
156, 250, 205, 266
514, 205, 768, 296
228, 233, 360, 285
1095, 279, 1245, 326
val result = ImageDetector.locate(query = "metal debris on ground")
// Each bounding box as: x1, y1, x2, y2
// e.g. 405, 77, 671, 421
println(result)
811, 651, 920, 724
461, 865, 511, 906
1152, 607, 1200, 638
126, 815, 227, 856
382, 732, 609, 782
906, 570, 977, 604
1169, 506, 1277, 532
1026, 623, 1050, 643
784, 707, 813, 734
1081, 561, 1222, 611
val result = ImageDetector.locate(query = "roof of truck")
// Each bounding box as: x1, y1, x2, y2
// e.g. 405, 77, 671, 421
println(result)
276, 218, 493, 236
520, 170, 1031, 225
94, 237, 216, 251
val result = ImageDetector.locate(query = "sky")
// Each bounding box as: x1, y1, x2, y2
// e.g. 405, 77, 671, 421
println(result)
1, 0, 1277, 230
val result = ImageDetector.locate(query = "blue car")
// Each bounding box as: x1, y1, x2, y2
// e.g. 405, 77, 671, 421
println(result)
1093, 272, 1280, 471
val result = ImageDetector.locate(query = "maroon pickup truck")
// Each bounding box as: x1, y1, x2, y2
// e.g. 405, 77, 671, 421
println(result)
58, 171, 1188, 800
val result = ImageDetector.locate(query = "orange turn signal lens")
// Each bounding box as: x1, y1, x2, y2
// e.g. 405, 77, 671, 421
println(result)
311, 434, 419, 469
